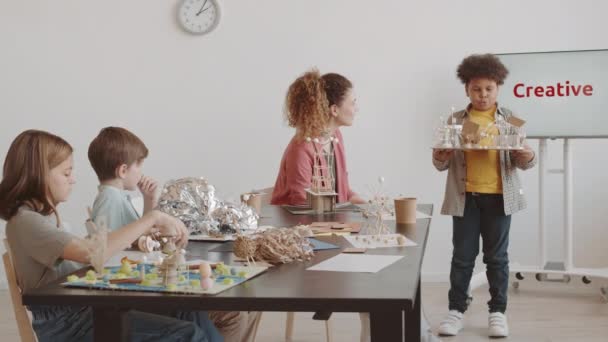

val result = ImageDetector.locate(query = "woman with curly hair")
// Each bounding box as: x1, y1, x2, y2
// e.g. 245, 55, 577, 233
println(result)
271, 69, 365, 205
433, 54, 536, 338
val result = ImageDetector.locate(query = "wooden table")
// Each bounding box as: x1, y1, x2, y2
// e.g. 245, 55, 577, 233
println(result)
22, 204, 432, 341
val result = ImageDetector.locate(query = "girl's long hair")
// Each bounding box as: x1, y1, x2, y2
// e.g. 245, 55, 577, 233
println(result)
0, 130, 73, 222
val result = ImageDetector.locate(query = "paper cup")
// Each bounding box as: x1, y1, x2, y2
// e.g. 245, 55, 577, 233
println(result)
394, 197, 416, 224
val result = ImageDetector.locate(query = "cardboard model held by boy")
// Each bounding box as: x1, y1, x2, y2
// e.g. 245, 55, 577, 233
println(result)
434, 113, 526, 150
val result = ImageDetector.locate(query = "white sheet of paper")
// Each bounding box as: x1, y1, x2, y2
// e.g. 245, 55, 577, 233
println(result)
307, 254, 403, 273
344, 234, 417, 249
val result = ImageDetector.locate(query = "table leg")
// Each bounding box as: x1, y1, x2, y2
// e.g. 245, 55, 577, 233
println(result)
370, 309, 402, 341
404, 278, 421, 341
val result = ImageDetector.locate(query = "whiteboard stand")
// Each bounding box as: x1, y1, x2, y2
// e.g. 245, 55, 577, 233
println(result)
468, 138, 608, 303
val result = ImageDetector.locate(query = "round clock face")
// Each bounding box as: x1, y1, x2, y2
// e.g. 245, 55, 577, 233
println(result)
178, 0, 220, 35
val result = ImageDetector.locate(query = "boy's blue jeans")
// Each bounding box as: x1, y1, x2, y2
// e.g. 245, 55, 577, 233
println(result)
449, 192, 511, 314
30, 306, 223, 342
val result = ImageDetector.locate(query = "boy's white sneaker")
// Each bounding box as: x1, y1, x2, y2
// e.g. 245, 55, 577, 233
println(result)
438, 310, 463, 336
488, 312, 509, 337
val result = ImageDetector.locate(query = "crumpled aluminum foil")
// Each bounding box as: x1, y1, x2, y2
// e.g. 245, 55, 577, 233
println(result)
158, 177, 259, 236
211, 202, 259, 234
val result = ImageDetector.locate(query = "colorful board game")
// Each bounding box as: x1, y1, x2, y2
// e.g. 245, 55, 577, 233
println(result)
62, 262, 267, 295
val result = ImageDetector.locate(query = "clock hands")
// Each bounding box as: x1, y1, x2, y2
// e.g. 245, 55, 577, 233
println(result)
197, 6, 212, 15
196, 0, 209, 16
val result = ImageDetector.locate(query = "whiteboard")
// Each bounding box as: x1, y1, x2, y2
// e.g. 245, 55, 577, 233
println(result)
497, 50, 608, 138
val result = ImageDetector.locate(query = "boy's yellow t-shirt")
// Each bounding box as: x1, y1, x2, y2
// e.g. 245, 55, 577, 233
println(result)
464, 106, 503, 194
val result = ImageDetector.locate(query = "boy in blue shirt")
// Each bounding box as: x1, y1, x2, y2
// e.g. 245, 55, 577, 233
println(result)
88, 126, 158, 232
87, 126, 260, 342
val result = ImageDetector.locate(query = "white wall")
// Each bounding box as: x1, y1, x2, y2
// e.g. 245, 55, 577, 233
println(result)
1, 0, 607, 287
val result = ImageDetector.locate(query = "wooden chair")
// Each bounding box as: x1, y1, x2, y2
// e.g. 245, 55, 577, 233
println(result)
3, 240, 37, 342
285, 311, 333, 342
254, 186, 345, 341
252, 186, 333, 341
253, 186, 274, 206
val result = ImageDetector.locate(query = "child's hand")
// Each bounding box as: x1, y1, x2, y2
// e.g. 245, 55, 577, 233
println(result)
433, 149, 453, 162
138, 175, 158, 201
153, 211, 189, 247
511, 145, 535, 164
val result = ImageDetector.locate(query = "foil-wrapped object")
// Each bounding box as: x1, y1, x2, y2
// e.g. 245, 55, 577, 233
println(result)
158, 177, 258, 236
211, 202, 259, 234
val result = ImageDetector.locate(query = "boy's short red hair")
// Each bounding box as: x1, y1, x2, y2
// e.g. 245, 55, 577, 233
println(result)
88, 127, 148, 181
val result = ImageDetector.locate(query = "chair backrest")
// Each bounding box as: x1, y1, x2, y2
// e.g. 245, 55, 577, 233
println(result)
3, 240, 37, 342
254, 187, 274, 205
